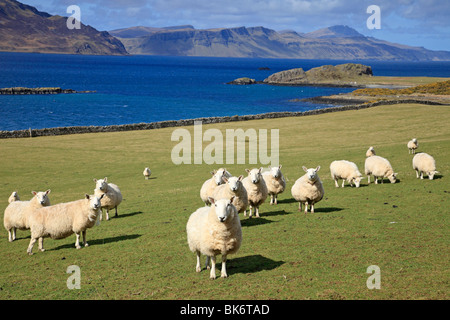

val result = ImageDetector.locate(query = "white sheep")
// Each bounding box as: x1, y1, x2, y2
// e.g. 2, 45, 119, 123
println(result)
291, 166, 324, 214
93, 177, 123, 221
330, 160, 364, 188
3, 190, 51, 242
412, 152, 439, 180
364, 155, 398, 184
212, 175, 248, 213
8, 191, 20, 203
407, 138, 419, 154
200, 168, 232, 205
143, 167, 151, 179
186, 196, 242, 279
262, 165, 286, 205
242, 168, 268, 218
366, 146, 376, 157
26, 194, 105, 255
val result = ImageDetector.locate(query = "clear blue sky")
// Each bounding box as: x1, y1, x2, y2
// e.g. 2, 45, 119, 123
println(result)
22, 0, 450, 52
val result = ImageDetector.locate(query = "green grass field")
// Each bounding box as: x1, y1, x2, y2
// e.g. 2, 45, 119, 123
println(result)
0, 103, 448, 300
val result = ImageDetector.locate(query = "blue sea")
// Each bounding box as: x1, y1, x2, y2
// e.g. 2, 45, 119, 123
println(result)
1, 52, 449, 131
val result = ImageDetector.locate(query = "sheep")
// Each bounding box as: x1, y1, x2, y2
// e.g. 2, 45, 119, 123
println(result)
242, 168, 268, 218
93, 177, 123, 221
186, 196, 242, 279
366, 146, 376, 157
8, 191, 20, 203
407, 138, 419, 154
26, 194, 105, 255
291, 166, 324, 214
143, 167, 151, 179
3, 190, 51, 242
412, 152, 439, 180
330, 160, 364, 188
364, 155, 398, 184
262, 165, 286, 205
200, 168, 232, 205
212, 175, 248, 213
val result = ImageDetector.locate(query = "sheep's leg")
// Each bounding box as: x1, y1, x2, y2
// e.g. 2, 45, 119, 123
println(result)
298, 202, 302, 212
420, 171, 424, 179
105, 209, 110, 221
269, 195, 273, 205
374, 176, 378, 184
8, 229, 13, 242
415, 169, 419, 178
304, 202, 308, 214
205, 256, 211, 270
274, 195, 278, 205
75, 233, 82, 249
82, 230, 89, 247
311, 203, 315, 214
38, 237, 45, 252
342, 179, 345, 188
27, 238, 37, 255
221, 255, 228, 278
367, 175, 370, 184
255, 207, 260, 218
248, 206, 253, 218
99, 209, 103, 221
114, 206, 118, 217
334, 178, 339, 188
12, 227, 16, 241
210, 255, 217, 280
195, 251, 201, 273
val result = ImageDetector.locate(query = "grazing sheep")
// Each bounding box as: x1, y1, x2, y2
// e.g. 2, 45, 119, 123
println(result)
262, 165, 286, 205
364, 155, 398, 184
330, 160, 364, 188
366, 146, 376, 157
3, 190, 51, 242
412, 152, 439, 180
407, 138, 419, 154
291, 166, 324, 214
143, 167, 151, 179
212, 175, 248, 213
242, 168, 268, 218
186, 196, 242, 279
93, 177, 123, 220
8, 191, 20, 203
27, 194, 105, 255
200, 168, 232, 205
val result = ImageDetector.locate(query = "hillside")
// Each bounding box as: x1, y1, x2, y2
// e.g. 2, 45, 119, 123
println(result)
110, 24, 450, 61
0, 0, 127, 55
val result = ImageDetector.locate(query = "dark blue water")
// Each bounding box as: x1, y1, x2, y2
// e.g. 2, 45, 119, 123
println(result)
1, 52, 449, 131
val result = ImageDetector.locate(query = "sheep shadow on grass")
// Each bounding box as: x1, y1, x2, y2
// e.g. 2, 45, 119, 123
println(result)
240, 216, 273, 227
48, 234, 142, 251
114, 211, 143, 219
223, 254, 284, 276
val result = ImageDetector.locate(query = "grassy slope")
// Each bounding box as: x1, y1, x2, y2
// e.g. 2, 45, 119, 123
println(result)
0, 103, 448, 300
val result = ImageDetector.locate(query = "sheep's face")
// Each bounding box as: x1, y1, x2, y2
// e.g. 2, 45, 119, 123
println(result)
94, 178, 108, 192
353, 176, 363, 188
269, 165, 282, 178
212, 168, 228, 185
303, 166, 320, 182
246, 168, 263, 184
366, 147, 376, 157
428, 171, 438, 180
86, 194, 104, 211
32, 189, 51, 206
225, 176, 243, 192
209, 197, 236, 223
388, 173, 398, 183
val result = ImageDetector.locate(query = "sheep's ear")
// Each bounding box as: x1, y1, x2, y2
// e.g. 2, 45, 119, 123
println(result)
45, 189, 51, 195
229, 196, 235, 204
104, 177, 107, 182
223, 177, 228, 183
31, 191, 37, 196
302, 166, 308, 172
93, 178, 97, 182
99, 194, 105, 200
258, 167, 263, 173
245, 169, 250, 173
278, 165, 282, 169
208, 197, 215, 205
238, 175, 243, 181
315, 166, 321, 172
85, 194, 90, 200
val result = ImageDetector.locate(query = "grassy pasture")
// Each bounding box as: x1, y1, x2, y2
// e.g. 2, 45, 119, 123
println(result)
0, 103, 448, 300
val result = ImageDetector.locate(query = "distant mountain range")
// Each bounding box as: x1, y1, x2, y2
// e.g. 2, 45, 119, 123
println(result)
110, 24, 450, 61
1, 0, 450, 61
0, 0, 127, 55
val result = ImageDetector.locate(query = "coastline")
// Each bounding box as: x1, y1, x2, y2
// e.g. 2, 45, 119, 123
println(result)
1, 98, 447, 139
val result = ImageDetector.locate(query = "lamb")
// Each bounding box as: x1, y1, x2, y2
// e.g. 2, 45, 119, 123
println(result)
291, 166, 324, 214
366, 146, 376, 157
93, 177, 123, 221
407, 138, 419, 154
242, 168, 268, 218
200, 168, 232, 205
3, 190, 51, 242
412, 152, 439, 180
262, 165, 286, 205
8, 191, 20, 203
330, 160, 364, 188
364, 155, 398, 184
212, 175, 248, 213
143, 167, 151, 179
26, 194, 105, 255
186, 196, 242, 279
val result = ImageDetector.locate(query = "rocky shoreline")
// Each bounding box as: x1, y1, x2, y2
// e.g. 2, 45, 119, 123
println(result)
2, 99, 445, 139
0, 87, 94, 95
